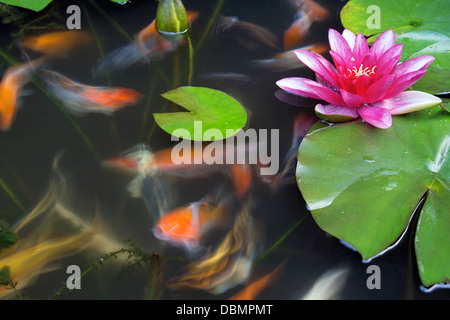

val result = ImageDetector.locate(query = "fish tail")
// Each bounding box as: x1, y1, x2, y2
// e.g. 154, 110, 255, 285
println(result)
93, 42, 146, 78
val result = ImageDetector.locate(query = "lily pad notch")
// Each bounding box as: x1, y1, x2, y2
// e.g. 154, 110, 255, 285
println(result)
153, 86, 248, 141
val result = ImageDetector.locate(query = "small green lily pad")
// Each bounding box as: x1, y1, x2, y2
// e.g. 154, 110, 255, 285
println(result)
153, 86, 247, 141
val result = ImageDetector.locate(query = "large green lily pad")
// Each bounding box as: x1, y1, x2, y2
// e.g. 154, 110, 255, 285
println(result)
441, 98, 450, 113
296, 107, 449, 288
341, 0, 450, 42
154, 86, 247, 141
395, 31, 450, 62
409, 40, 450, 95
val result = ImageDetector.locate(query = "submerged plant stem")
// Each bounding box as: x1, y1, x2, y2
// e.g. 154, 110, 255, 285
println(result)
146, 99, 170, 143
195, 0, 225, 52
255, 214, 309, 264
186, 31, 194, 86
0, 156, 33, 203
83, 4, 111, 86
140, 72, 157, 140
0, 175, 25, 212
49, 241, 152, 300
173, 50, 181, 88
89, 0, 133, 42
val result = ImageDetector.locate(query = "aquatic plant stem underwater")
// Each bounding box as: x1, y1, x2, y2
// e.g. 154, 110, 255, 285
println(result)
194, 0, 225, 52
48, 240, 153, 300
0, 267, 23, 300
186, 30, 194, 86
254, 213, 309, 265
0, 155, 33, 203
0, 174, 25, 212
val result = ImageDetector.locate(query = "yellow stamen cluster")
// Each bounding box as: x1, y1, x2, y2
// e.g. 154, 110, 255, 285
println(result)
348, 64, 377, 79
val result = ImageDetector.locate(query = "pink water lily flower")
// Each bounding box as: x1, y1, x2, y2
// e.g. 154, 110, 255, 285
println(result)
276, 28, 442, 128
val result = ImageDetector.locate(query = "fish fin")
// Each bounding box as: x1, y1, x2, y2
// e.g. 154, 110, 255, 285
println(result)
127, 176, 142, 198
214, 15, 239, 35
120, 143, 153, 156
18, 88, 34, 97
294, 7, 307, 21
93, 42, 146, 78
61, 101, 94, 116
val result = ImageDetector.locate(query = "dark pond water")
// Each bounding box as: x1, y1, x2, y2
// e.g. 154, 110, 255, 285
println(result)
0, 0, 449, 300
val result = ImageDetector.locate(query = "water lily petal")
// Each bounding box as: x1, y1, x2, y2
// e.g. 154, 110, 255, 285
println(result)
315, 103, 359, 122
364, 75, 395, 104
370, 29, 395, 60
304, 79, 345, 105
376, 44, 403, 77
337, 74, 357, 94
339, 89, 364, 107
342, 29, 356, 51
383, 69, 427, 99
358, 105, 392, 129
352, 33, 369, 63
360, 51, 377, 71
315, 55, 340, 87
328, 29, 352, 61
330, 50, 347, 73
353, 74, 375, 96
276, 77, 322, 100
294, 49, 338, 88
393, 55, 435, 76
371, 91, 442, 115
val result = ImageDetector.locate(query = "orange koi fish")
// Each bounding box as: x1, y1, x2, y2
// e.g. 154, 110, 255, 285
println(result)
0, 59, 41, 131
301, 0, 330, 22
284, 0, 330, 50
40, 69, 143, 115
255, 43, 329, 71
94, 11, 199, 76
18, 30, 93, 59
104, 143, 227, 178
289, 0, 330, 21
283, 11, 312, 50
152, 191, 232, 252
229, 261, 285, 300
167, 200, 261, 294
229, 163, 252, 199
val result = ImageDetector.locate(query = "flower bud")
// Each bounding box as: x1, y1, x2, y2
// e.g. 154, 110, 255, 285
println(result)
155, 0, 189, 41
